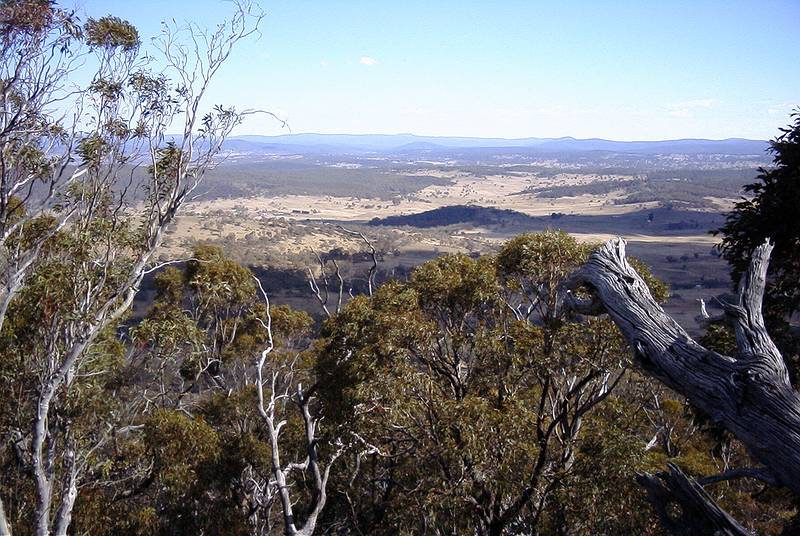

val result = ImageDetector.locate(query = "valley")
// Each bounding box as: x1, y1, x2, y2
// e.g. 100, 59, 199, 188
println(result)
148, 134, 767, 333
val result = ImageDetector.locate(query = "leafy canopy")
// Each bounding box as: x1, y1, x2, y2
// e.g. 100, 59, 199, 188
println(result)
716, 110, 800, 318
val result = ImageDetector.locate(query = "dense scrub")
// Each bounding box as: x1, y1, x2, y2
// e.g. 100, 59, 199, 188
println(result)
4, 231, 796, 535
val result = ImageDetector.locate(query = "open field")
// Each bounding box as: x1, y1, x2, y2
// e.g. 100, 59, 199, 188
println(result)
144, 155, 759, 335
182, 167, 740, 226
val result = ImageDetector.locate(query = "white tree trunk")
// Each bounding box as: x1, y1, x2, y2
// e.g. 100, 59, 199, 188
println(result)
568, 238, 800, 534
0, 496, 11, 536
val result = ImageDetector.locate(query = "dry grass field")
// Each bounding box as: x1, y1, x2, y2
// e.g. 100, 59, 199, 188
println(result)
158, 167, 729, 266
181, 170, 666, 222
160, 167, 727, 255
146, 164, 738, 334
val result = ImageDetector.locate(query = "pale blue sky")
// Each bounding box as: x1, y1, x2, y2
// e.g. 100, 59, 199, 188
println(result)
77, 1, 799, 140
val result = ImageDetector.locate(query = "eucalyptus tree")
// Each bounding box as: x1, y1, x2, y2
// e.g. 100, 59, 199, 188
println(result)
0, 2, 264, 534
72, 245, 315, 536
0, 0, 83, 333
313, 231, 668, 535
127, 245, 345, 536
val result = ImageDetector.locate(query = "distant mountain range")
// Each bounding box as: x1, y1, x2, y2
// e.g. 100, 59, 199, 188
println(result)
226, 133, 769, 155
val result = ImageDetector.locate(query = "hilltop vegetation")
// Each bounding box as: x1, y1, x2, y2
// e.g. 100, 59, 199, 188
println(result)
369, 204, 531, 227
1, 2, 798, 535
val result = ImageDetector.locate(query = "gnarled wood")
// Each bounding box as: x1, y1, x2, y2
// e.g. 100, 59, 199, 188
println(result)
568, 237, 800, 494
637, 463, 752, 536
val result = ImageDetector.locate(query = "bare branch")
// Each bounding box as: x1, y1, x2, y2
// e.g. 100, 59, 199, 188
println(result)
568, 237, 800, 530
637, 464, 753, 536
337, 225, 378, 297
698, 466, 780, 487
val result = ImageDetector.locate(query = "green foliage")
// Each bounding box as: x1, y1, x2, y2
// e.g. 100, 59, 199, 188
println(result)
144, 409, 221, 492
699, 321, 737, 357
152, 266, 184, 303
1, 140, 53, 180
84, 15, 139, 51
542, 397, 663, 536
629, 256, 670, 304
131, 245, 312, 394
0, 3, 266, 535
187, 244, 257, 306
71, 249, 313, 535
0, 0, 74, 39
716, 111, 800, 318
713, 111, 800, 385
94, 408, 255, 536
410, 252, 499, 313
145, 142, 183, 204
0, 203, 138, 534
314, 232, 661, 534
497, 229, 592, 282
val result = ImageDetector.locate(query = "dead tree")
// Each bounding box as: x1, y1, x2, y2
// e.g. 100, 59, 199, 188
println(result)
336, 226, 378, 297
568, 237, 799, 534
307, 252, 343, 318
305, 227, 380, 318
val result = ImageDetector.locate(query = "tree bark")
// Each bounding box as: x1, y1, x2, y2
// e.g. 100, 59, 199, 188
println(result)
637, 463, 752, 536
568, 237, 800, 494
52, 437, 78, 536
0, 496, 11, 536
32, 389, 55, 536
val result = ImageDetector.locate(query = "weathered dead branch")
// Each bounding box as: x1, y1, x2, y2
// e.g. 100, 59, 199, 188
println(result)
568, 237, 800, 532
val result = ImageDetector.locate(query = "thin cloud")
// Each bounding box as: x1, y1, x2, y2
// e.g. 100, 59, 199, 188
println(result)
676, 99, 717, 109
668, 98, 718, 118
668, 108, 692, 118
359, 56, 378, 66
767, 102, 796, 116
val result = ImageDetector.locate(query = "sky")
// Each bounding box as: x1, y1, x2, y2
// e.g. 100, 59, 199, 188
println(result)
75, 0, 799, 140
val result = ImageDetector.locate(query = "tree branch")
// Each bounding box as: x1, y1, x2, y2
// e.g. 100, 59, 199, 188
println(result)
568, 237, 799, 494
637, 463, 753, 536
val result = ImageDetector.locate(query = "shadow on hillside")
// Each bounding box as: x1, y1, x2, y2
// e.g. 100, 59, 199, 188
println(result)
367, 204, 724, 237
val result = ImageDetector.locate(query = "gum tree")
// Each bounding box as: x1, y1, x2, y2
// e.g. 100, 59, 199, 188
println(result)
314, 231, 668, 535
0, 2, 264, 534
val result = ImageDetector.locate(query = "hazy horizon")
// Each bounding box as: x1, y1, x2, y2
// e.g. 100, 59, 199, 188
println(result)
81, 0, 799, 140
230, 131, 769, 142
